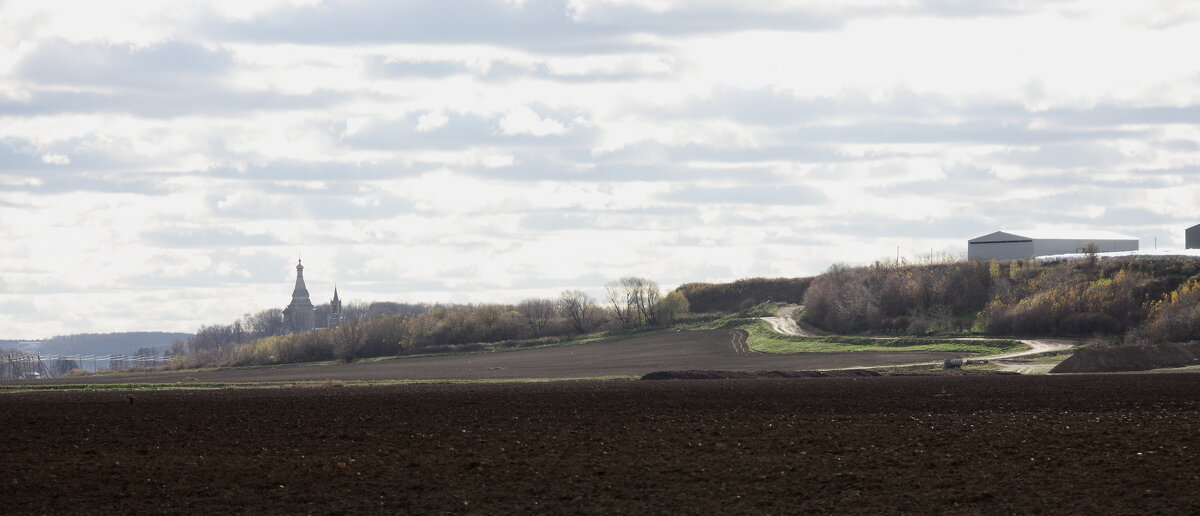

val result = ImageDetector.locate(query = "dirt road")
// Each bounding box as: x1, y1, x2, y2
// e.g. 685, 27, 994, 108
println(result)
762, 305, 1075, 371
760, 305, 817, 336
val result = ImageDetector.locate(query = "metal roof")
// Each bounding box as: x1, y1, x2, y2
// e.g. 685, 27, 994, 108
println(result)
971, 229, 1138, 242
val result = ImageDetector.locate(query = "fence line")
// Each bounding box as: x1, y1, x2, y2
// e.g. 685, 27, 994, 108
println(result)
1, 353, 174, 380
3, 354, 171, 362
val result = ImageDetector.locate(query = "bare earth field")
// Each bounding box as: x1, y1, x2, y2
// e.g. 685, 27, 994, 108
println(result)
24, 330, 963, 385
6, 375, 1200, 514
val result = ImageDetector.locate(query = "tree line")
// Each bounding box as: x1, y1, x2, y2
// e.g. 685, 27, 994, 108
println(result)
676, 277, 812, 313
171, 277, 693, 368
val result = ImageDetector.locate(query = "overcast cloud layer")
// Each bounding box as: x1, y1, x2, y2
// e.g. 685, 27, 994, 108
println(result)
2, 0, 1199, 338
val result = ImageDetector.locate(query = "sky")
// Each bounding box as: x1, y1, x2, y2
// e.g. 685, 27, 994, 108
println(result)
2, 0, 1199, 339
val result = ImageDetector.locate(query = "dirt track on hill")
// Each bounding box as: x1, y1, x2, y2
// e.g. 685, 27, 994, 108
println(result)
6, 375, 1200, 514
17, 330, 962, 384
761, 305, 812, 336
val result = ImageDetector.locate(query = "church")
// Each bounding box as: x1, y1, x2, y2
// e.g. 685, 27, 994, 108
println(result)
282, 259, 344, 333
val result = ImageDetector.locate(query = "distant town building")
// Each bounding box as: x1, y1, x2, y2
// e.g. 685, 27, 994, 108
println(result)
283, 259, 316, 333
328, 287, 344, 328
282, 259, 344, 334
1187, 224, 1200, 249
967, 229, 1139, 261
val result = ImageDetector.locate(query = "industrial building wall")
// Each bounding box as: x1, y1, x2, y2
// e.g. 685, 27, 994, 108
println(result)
1188, 226, 1200, 249
1032, 239, 1138, 256
967, 240, 1035, 260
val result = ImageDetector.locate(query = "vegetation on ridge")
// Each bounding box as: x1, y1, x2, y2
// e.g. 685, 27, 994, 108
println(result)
716, 307, 1025, 355
166, 276, 698, 369
801, 256, 1200, 346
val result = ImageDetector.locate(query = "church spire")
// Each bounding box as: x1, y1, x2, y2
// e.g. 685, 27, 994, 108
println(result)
291, 258, 310, 300
283, 257, 316, 333
328, 284, 343, 327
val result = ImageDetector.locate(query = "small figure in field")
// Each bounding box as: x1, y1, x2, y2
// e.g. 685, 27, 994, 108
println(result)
126, 394, 134, 405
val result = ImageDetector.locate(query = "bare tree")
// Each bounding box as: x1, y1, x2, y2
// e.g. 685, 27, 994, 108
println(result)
517, 298, 557, 337
605, 277, 662, 327
605, 280, 631, 327
245, 309, 285, 339
623, 277, 661, 326
558, 289, 599, 333
331, 318, 366, 363
343, 302, 371, 321
1084, 241, 1100, 269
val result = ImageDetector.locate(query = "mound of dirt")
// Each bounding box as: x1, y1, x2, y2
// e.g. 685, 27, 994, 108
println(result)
641, 369, 1023, 380
1050, 342, 1200, 373
641, 369, 882, 380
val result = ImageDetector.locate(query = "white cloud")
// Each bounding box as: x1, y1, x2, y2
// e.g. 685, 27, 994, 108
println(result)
498, 106, 567, 136
414, 111, 449, 132
3, 0, 1200, 337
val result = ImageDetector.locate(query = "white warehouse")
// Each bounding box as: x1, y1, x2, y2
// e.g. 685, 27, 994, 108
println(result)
967, 229, 1139, 261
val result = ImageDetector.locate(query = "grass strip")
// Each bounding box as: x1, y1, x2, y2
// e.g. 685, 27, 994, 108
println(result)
725, 319, 1028, 355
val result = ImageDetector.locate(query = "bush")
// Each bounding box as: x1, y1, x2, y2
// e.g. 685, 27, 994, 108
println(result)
1142, 279, 1200, 342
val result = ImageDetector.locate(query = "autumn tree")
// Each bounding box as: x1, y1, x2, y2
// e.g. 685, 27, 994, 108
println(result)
653, 291, 690, 326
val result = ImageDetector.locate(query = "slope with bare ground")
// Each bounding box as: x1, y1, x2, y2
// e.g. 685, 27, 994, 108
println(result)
10, 330, 963, 385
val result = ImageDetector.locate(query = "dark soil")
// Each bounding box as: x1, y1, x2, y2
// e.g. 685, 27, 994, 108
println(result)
6, 375, 1200, 514
1052, 342, 1200, 373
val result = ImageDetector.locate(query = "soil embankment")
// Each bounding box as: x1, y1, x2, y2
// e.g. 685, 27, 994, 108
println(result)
642, 369, 1018, 379
642, 369, 882, 379
1051, 342, 1200, 373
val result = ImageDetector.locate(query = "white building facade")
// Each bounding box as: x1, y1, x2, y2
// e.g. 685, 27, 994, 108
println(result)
967, 230, 1139, 261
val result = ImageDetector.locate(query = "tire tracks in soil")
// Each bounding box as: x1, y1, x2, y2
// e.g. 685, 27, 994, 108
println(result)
727, 330, 750, 355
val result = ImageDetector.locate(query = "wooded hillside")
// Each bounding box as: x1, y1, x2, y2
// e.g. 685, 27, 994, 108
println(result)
802, 256, 1200, 344
675, 277, 812, 313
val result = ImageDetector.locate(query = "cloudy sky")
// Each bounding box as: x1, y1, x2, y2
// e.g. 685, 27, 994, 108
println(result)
2, 0, 1199, 338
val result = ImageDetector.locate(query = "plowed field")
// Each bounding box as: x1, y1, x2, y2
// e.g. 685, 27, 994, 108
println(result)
5, 374, 1200, 514
25, 330, 962, 384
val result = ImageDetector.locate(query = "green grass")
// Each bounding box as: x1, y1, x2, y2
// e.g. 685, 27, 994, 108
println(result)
697, 302, 782, 329
725, 319, 1028, 355
0, 376, 641, 394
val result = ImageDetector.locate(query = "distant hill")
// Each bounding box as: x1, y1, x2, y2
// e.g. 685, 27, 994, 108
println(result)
34, 332, 193, 356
